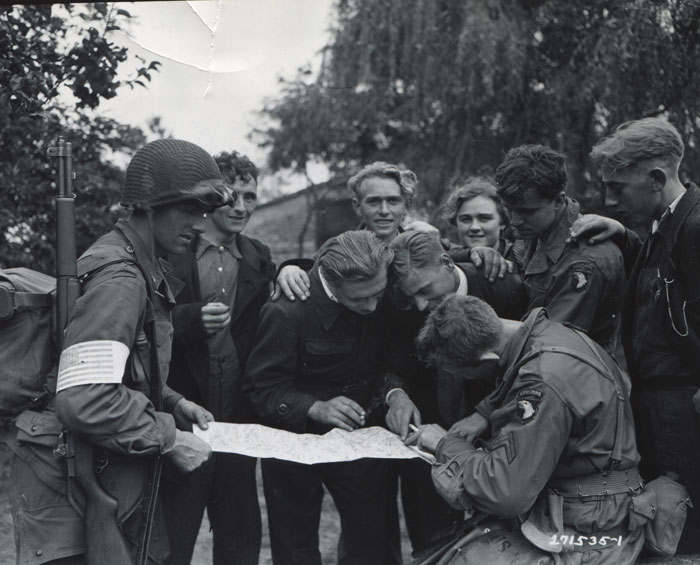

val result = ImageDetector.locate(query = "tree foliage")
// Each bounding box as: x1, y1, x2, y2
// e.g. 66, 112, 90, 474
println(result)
256, 0, 700, 214
0, 3, 160, 272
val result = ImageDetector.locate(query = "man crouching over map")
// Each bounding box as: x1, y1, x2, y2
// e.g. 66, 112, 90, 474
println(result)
407, 294, 650, 565
243, 230, 395, 565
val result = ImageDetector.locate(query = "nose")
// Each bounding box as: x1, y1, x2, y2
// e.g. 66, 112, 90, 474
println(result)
604, 190, 619, 208
232, 194, 246, 212
379, 200, 390, 215
414, 296, 429, 311
470, 219, 482, 232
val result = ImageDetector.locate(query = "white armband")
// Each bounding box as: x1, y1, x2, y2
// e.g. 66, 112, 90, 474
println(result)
56, 340, 130, 392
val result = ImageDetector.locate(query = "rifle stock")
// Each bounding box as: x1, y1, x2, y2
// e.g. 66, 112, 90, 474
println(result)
51, 137, 135, 565
69, 435, 133, 564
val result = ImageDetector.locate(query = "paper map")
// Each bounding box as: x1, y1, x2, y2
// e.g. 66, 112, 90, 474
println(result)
193, 423, 436, 465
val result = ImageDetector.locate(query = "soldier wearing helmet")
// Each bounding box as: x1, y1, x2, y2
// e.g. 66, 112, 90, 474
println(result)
4, 139, 231, 565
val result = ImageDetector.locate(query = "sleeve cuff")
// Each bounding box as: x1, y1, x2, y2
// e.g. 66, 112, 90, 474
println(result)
162, 386, 184, 413
155, 412, 177, 454
435, 433, 474, 464
385, 388, 405, 405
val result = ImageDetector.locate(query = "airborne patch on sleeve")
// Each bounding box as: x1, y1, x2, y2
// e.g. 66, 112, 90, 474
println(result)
516, 388, 544, 423
569, 261, 595, 292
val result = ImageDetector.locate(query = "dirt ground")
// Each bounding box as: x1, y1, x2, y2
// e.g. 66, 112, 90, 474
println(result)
190, 465, 353, 565
0, 448, 411, 565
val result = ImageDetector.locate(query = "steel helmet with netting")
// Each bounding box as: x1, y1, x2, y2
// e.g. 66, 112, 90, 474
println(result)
121, 139, 232, 211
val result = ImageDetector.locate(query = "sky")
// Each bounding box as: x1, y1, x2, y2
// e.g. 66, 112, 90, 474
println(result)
98, 0, 335, 192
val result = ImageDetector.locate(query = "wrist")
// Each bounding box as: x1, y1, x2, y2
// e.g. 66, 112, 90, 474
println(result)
308, 400, 322, 419
386, 388, 407, 405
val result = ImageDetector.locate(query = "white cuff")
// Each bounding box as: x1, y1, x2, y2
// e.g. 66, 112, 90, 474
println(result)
385, 388, 406, 405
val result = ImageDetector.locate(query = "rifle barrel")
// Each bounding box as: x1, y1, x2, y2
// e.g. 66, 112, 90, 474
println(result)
50, 137, 78, 350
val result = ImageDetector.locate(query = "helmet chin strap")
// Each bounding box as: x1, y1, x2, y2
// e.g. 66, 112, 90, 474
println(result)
126, 208, 159, 262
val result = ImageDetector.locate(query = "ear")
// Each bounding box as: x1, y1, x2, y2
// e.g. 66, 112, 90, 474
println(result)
553, 191, 566, 209
439, 253, 454, 269
351, 197, 362, 217
649, 168, 667, 192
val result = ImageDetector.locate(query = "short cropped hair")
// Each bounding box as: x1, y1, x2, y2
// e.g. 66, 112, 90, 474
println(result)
416, 294, 502, 370
347, 161, 417, 208
315, 230, 394, 287
441, 177, 507, 226
589, 117, 684, 171
390, 230, 445, 282
495, 145, 567, 205
214, 151, 259, 183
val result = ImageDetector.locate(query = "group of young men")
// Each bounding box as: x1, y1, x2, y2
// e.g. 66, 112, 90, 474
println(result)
4, 116, 699, 565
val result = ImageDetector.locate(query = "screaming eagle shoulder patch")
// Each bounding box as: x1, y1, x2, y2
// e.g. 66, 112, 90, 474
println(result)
516, 388, 544, 424
569, 261, 595, 293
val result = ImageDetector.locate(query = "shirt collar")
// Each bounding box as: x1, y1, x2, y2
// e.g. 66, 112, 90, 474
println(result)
652, 192, 684, 234
195, 234, 242, 260
309, 268, 342, 330
524, 198, 580, 275
455, 264, 468, 296
317, 267, 338, 303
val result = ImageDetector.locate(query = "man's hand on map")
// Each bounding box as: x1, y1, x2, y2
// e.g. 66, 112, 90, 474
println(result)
385, 389, 422, 440
404, 423, 448, 454
308, 396, 366, 431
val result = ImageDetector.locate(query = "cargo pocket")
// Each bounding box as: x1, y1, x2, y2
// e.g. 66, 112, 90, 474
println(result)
13, 408, 66, 494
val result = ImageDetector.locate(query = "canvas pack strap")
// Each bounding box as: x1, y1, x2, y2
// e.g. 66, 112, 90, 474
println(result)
0, 286, 51, 320
531, 334, 627, 473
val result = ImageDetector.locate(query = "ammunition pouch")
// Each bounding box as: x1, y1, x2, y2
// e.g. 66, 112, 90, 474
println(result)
632, 475, 693, 557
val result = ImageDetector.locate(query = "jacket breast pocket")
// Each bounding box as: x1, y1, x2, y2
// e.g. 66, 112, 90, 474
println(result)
304, 339, 353, 355
301, 339, 355, 374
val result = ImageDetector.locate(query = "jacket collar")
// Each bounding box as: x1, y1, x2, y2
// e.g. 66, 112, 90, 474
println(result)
524, 198, 580, 275
114, 218, 183, 301
657, 183, 700, 245
500, 307, 549, 369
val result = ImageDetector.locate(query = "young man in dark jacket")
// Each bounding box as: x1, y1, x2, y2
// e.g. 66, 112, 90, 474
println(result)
570, 117, 700, 554
161, 152, 275, 565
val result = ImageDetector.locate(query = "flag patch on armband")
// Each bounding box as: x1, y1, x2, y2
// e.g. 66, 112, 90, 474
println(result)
56, 340, 129, 391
